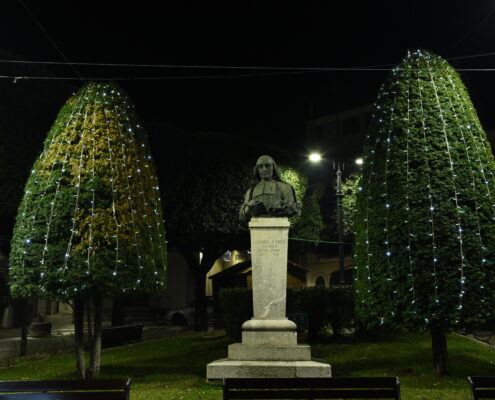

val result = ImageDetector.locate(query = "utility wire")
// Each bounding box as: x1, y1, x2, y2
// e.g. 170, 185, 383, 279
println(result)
0, 58, 393, 70
462, 3, 495, 53
6, 67, 495, 83
289, 237, 352, 245
2, 51, 495, 70
0, 56, 495, 81
5, 70, 327, 82
19, 0, 83, 79
438, 3, 495, 55
448, 51, 495, 61
0, 59, 395, 71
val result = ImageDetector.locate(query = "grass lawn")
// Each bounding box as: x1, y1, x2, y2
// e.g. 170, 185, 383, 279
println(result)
0, 331, 494, 399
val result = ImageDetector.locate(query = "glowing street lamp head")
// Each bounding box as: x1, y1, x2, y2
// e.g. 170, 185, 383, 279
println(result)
309, 153, 322, 163
355, 157, 363, 165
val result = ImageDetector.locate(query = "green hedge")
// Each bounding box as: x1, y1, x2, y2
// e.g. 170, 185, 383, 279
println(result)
219, 286, 355, 341
219, 288, 253, 341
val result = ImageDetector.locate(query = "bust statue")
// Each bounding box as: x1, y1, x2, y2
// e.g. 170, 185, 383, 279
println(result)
239, 155, 300, 221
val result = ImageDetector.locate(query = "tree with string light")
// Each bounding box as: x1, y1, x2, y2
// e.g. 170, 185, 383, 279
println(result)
9, 82, 167, 378
354, 50, 495, 377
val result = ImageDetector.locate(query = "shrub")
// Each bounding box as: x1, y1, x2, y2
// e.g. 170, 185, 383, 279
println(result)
220, 286, 355, 341
219, 288, 252, 341
327, 286, 355, 336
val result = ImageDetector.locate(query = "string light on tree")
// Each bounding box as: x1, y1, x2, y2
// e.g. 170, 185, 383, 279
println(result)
8, 82, 167, 377
354, 49, 495, 376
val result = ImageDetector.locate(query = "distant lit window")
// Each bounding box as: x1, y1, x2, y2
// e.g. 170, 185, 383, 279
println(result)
315, 276, 326, 287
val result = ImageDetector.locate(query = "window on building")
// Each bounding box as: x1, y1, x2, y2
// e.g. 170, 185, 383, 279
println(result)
223, 250, 231, 262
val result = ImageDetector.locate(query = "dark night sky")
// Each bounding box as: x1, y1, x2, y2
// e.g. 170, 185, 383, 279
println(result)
2, 0, 495, 156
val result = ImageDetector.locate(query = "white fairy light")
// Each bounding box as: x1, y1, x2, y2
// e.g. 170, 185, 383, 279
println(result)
417, 63, 440, 305
41, 87, 92, 271
120, 110, 156, 285
63, 87, 95, 270
20, 88, 89, 273
120, 106, 167, 284
425, 56, 466, 311
382, 95, 398, 292
404, 82, 417, 308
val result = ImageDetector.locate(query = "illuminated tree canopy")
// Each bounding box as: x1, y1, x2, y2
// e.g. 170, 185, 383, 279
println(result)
354, 51, 495, 374
9, 82, 167, 301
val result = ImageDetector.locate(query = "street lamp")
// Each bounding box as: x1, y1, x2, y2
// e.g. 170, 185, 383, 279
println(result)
309, 153, 346, 284
309, 153, 322, 162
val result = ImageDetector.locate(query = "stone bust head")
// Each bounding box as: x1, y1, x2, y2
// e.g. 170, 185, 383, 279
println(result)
253, 155, 282, 182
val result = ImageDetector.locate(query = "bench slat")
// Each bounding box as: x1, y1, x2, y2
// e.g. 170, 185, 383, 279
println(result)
0, 392, 127, 400
224, 377, 398, 389
468, 376, 495, 400
0, 380, 130, 392
470, 377, 495, 388
0, 379, 130, 400
226, 389, 398, 399
473, 389, 495, 399
223, 377, 400, 400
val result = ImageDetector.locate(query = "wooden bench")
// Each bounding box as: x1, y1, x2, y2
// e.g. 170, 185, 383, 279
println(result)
0, 379, 130, 399
223, 377, 401, 399
468, 376, 495, 399
102, 324, 143, 347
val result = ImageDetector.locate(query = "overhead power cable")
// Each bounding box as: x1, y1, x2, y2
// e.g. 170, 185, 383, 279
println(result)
5, 67, 495, 82
447, 51, 495, 61
19, 0, 82, 79
1, 50, 495, 70
0, 58, 392, 70
289, 237, 352, 245
3, 70, 327, 82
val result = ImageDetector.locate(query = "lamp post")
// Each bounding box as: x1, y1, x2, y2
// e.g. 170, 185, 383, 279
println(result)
309, 153, 360, 285
335, 161, 345, 284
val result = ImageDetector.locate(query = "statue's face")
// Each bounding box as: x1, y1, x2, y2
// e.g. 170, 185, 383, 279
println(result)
256, 156, 274, 181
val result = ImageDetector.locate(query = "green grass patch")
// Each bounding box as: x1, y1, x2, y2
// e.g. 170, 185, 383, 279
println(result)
0, 331, 493, 399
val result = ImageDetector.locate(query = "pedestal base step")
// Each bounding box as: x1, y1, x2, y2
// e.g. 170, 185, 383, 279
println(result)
242, 330, 297, 346
206, 359, 331, 380
228, 343, 311, 361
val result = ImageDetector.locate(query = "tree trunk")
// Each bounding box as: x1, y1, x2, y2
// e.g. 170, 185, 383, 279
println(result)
86, 300, 93, 348
430, 327, 448, 377
180, 245, 226, 331
74, 297, 86, 379
196, 248, 222, 331
20, 323, 28, 356
20, 299, 29, 356
193, 269, 208, 331
88, 297, 103, 378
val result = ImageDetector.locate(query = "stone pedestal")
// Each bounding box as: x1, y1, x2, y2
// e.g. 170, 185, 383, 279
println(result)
207, 218, 331, 380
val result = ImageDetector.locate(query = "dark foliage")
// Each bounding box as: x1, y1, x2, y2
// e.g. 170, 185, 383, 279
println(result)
220, 286, 354, 341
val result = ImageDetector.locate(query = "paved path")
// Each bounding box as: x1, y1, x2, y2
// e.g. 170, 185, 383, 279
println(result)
0, 313, 188, 362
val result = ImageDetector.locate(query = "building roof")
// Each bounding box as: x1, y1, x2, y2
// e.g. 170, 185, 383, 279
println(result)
208, 260, 308, 280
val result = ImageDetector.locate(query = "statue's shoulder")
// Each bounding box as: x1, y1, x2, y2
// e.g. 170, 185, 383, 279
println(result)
245, 181, 260, 200
277, 180, 293, 190
277, 180, 297, 201
247, 181, 262, 192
